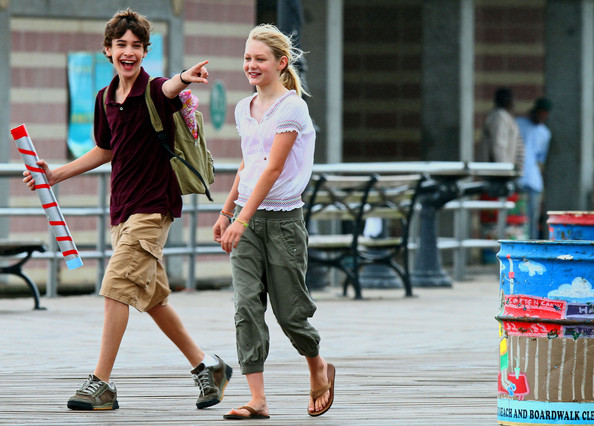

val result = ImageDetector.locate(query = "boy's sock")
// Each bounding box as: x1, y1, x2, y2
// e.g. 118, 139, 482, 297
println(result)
201, 353, 218, 367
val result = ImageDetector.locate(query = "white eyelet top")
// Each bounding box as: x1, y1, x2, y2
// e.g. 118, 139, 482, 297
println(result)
234, 90, 316, 211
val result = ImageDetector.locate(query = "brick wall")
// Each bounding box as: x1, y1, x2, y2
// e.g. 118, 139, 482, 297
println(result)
7, 1, 256, 285
475, 0, 546, 142
343, 0, 422, 162
9, 16, 109, 240
342, 0, 546, 163
8, 1, 255, 236
182, 0, 254, 201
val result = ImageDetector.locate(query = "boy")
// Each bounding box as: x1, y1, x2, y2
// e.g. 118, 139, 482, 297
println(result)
23, 8, 231, 411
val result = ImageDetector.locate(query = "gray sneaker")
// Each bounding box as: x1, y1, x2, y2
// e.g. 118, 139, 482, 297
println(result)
67, 374, 119, 410
192, 355, 233, 409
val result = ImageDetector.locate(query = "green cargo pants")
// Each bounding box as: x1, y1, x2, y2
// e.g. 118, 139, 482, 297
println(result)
230, 207, 320, 374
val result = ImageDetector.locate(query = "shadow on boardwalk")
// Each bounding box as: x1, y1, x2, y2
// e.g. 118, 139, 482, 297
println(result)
0, 273, 500, 425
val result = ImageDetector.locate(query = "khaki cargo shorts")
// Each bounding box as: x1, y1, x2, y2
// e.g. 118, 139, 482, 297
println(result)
100, 213, 173, 312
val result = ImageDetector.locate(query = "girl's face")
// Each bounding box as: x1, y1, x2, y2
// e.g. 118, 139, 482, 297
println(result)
105, 29, 147, 80
243, 39, 287, 87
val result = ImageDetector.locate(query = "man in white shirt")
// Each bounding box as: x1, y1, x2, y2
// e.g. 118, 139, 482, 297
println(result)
481, 87, 524, 171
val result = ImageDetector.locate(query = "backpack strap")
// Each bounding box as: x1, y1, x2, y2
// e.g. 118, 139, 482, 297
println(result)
102, 87, 108, 113
145, 79, 213, 201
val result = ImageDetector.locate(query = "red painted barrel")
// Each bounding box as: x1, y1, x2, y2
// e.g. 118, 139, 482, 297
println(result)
547, 211, 594, 241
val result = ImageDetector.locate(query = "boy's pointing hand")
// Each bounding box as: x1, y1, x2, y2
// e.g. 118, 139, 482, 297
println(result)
182, 60, 209, 84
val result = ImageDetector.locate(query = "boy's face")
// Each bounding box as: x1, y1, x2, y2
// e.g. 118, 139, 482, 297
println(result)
105, 29, 147, 80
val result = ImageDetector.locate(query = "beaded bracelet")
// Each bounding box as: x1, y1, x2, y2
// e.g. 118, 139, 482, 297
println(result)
235, 218, 249, 228
220, 210, 233, 222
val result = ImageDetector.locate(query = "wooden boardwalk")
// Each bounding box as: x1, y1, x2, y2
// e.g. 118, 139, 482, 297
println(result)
0, 272, 500, 425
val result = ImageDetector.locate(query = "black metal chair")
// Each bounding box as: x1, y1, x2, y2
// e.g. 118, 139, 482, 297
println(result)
356, 174, 426, 297
304, 174, 377, 299
304, 173, 425, 299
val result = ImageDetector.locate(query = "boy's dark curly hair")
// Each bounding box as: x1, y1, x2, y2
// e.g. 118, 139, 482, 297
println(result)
102, 8, 151, 63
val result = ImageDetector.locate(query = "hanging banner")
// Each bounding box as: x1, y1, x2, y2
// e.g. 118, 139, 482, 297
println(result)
143, 33, 164, 77
67, 52, 112, 158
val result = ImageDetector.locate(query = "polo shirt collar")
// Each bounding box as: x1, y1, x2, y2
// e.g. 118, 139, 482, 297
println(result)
105, 67, 150, 105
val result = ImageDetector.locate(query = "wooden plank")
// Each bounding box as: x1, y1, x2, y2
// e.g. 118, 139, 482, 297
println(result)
0, 274, 501, 424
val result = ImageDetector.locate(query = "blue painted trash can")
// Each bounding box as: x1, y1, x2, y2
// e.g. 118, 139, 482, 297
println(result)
547, 211, 594, 241
496, 240, 594, 425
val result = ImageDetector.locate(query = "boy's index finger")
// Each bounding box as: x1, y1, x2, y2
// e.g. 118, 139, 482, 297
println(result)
194, 60, 209, 70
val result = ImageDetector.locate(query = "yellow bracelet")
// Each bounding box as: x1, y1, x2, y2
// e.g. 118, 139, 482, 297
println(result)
235, 218, 249, 228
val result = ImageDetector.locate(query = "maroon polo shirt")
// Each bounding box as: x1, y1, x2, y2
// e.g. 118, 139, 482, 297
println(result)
94, 68, 183, 226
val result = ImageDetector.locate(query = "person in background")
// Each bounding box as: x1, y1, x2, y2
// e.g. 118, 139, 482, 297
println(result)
478, 87, 526, 257
517, 98, 553, 239
481, 87, 525, 171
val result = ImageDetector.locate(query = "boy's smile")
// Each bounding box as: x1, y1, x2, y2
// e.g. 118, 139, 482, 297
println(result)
105, 29, 146, 81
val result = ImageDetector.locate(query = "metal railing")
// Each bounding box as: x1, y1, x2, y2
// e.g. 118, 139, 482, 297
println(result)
409, 197, 515, 281
0, 163, 238, 296
0, 161, 516, 296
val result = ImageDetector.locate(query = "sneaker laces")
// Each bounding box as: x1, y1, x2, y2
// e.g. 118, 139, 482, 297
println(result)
192, 368, 212, 395
77, 376, 104, 395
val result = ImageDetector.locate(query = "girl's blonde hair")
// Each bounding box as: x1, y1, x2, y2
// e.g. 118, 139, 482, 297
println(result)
247, 24, 309, 97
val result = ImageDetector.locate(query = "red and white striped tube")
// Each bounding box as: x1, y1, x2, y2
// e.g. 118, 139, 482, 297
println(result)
10, 124, 83, 270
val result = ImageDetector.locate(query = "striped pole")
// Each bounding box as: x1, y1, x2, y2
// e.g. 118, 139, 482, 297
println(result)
10, 124, 83, 270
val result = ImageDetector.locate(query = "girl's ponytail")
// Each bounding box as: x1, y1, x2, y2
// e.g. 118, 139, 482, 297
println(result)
281, 64, 306, 97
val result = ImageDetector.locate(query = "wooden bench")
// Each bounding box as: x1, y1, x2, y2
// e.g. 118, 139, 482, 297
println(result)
0, 240, 47, 310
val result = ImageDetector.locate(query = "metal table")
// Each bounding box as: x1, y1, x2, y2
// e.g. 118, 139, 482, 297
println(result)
308, 161, 518, 288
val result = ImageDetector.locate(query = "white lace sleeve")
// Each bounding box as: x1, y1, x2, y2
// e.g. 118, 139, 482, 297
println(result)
276, 97, 308, 134
234, 98, 247, 136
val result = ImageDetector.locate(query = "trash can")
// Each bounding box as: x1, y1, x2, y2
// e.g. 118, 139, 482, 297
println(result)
496, 240, 594, 425
547, 211, 594, 241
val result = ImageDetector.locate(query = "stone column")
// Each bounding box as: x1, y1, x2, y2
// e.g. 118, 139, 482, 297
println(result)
421, 0, 474, 162
0, 1, 10, 240
544, 0, 594, 212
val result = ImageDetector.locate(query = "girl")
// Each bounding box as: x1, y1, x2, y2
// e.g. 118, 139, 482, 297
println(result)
213, 24, 335, 420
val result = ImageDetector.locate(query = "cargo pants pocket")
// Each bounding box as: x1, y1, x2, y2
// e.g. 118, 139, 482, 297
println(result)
124, 239, 163, 288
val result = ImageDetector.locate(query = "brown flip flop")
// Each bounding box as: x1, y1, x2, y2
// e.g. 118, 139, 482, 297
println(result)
308, 363, 335, 417
223, 405, 270, 420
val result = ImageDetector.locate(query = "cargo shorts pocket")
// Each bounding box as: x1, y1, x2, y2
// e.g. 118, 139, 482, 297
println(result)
124, 239, 163, 287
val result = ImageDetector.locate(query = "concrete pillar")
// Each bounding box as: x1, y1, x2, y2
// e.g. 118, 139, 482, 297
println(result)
301, 0, 342, 164
544, 0, 594, 212
168, 0, 184, 77
415, 0, 474, 287
421, 0, 474, 162
164, 1, 186, 288
325, 0, 343, 164
459, 0, 475, 163
0, 1, 10, 240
